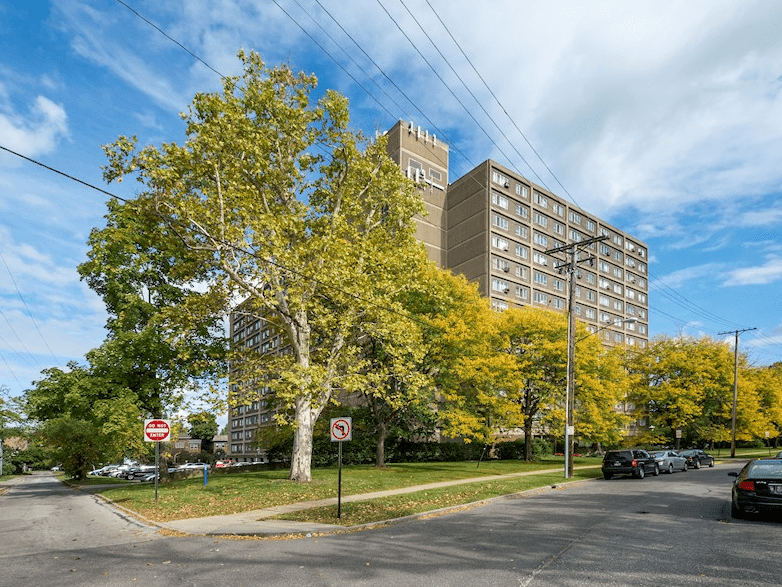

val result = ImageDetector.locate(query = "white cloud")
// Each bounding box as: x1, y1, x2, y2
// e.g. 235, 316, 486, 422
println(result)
724, 256, 782, 286
0, 95, 68, 158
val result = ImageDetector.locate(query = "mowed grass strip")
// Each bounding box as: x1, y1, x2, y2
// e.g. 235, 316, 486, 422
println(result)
274, 468, 604, 526
98, 458, 601, 522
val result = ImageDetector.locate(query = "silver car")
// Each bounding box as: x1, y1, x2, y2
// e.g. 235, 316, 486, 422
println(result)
649, 450, 687, 474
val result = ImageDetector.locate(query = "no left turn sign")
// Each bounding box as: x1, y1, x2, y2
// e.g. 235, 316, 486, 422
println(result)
330, 417, 352, 442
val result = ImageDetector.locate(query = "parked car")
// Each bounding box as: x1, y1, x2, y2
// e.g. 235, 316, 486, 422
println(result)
649, 450, 687, 474
177, 462, 210, 470
602, 449, 659, 479
679, 449, 715, 469
729, 459, 782, 518
774, 451, 782, 459
126, 465, 156, 481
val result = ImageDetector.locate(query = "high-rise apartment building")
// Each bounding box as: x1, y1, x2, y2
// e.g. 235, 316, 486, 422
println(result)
226, 121, 649, 461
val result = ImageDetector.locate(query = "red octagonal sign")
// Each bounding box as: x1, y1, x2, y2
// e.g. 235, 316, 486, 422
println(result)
144, 419, 171, 442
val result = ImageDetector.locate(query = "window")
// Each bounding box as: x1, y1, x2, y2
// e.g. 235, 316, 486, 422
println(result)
534, 291, 548, 304
516, 224, 528, 238
552, 298, 565, 309
585, 219, 595, 232
638, 324, 647, 334
613, 234, 623, 246
626, 304, 636, 315
613, 250, 623, 262
599, 294, 610, 307
492, 170, 510, 187
553, 222, 564, 235
613, 299, 623, 311
516, 285, 529, 300
626, 288, 636, 300
638, 292, 647, 303
638, 262, 646, 274
585, 289, 595, 301
585, 308, 596, 319
613, 267, 623, 279
551, 203, 564, 217
492, 192, 509, 209
492, 278, 510, 293
533, 191, 548, 208
430, 168, 442, 182
584, 272, 596, 284
492, 300, 509, 310
569, 229, 582, 242
533, 212, 548, 228
533, 271, 548, 285
492, 236, 509, 251
493, 257, 511, 272
599, 278, 610, 289
515, 244, 529, 259
599, 243, 610, 256
533, 252, 548, 266
599, 261, 610, 273
553, 278, 564, 292
493, 214, 509, 230
569, 211, 582, 224
533, 233, 548, 247
516, 184, 530, 198
515, 203, 529, 218
600, 312, 611, 323
613, 283, 623, 294
516, 266, 528, 279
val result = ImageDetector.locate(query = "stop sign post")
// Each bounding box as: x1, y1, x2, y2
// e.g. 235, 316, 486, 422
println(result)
143, 419, 171, 505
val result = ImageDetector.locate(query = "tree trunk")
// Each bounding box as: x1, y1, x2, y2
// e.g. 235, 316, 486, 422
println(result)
289, 395, 315, 481
376, 421, 387, 468
524, 417, 535, 461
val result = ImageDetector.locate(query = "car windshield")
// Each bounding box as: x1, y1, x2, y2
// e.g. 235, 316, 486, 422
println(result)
747, 462, 782, 479
649, 451, 664, 457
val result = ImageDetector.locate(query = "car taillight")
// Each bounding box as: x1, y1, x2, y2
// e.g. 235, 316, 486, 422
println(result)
738, 481, 755, 491
631, 459, 638, 467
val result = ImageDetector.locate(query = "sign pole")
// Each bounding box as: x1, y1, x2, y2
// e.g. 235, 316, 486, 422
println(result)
154, 440, 160, 505
337, 440, 343, 519
330, 417, 352, 520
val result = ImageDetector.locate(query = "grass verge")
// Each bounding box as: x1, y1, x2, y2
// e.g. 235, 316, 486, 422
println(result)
98, 457, 600, 522
274, 468, 604, 526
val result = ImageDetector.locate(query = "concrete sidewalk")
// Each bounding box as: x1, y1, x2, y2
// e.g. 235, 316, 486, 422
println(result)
147, 466, 598, 538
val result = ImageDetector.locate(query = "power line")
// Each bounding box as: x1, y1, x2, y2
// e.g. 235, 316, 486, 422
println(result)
0, 144, 444, 335
0, 249, 61, 367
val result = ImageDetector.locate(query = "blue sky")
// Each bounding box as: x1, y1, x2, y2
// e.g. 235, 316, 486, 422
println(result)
1, 0, 782, 404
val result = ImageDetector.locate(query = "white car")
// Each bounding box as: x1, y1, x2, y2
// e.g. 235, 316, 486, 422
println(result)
649, 450, 687, 474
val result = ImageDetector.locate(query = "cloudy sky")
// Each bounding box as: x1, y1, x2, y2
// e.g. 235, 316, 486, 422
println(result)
1, 0, 781, 402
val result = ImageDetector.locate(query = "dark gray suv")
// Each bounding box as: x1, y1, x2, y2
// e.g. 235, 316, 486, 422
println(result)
602, 449, 659, 480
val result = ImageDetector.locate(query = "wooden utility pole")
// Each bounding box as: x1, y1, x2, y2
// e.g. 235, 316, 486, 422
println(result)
718, 327, 756, 458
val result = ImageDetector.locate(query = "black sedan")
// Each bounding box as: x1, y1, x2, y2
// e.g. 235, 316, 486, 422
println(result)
729, 459, 782, 518
679, 448, 715, 469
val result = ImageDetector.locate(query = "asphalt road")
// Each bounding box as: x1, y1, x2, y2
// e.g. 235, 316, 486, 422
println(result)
1, 463, 780, 586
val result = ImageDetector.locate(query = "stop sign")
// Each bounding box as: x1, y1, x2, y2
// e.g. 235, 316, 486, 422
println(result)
144, 419, 171, 442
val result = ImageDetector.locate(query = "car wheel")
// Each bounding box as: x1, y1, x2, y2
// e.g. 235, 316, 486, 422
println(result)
682, 462, 687, 472
731, 502, 743, 519
668, 463, 674, 474
603, 473, 612, 480
695, 460, 701, 469
653, 464, 660, 476
709, 459, 714, 467
637, 467, 645, 479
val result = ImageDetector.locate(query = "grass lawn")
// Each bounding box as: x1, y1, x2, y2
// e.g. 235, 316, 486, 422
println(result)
276, 468, 604, 526
98, 457, 601, 523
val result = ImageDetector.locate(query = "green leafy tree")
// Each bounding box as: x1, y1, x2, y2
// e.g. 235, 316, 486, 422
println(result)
188, 411, 219, 453
626, 335, 736, 447
25, 364, 150, 478
100, 51, 426, 481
